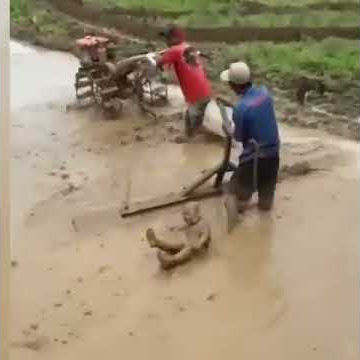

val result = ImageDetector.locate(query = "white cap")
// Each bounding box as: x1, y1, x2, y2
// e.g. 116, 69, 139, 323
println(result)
220, 61, 251, 85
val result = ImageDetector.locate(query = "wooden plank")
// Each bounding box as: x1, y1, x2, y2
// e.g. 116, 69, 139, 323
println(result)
120, 187, 222, 218
180, 164, 221, 197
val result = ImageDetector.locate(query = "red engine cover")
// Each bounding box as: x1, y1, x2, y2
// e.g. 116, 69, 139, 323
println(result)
75, 36, 109, 48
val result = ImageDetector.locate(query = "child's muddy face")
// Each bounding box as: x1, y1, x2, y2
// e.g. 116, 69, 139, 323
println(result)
183, 211, 193, 225
182, 203, 201, 225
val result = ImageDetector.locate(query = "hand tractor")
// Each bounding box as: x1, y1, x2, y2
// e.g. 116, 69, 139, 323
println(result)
74, 35, 168, 118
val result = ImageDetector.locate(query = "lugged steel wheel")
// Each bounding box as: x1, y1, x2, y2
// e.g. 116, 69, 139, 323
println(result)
75, 66, 94, 103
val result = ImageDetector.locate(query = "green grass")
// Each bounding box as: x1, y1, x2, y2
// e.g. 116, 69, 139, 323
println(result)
240, 11, 358, 27
31, 10, 69, 36
10, 0, 76, 51
10, 0, 358, 87
177, 10, 358, 27
84, 0, 358, 28
10, 0, 30, 24
85, 0, 358, 12
205, 38, 359, 82
253, 0, 355, 5
83, 0, 205, 12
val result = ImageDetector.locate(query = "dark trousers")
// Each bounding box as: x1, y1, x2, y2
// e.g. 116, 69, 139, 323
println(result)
184, 97, 211, 137
225, 155, 280, 211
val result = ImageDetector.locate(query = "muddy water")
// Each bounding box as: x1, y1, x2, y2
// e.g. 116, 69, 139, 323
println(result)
10, 41, 359, 359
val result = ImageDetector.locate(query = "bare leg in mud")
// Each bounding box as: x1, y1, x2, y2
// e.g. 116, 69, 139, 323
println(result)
145, 228, 185, 253
146, 203, 211, 270
157, 247, 193, 270
182, 98, 211, 140
146, 228, 192, 269
156, 224, 210, 270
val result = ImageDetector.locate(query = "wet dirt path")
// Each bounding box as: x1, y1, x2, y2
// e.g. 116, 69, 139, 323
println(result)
10, 41, 359, 359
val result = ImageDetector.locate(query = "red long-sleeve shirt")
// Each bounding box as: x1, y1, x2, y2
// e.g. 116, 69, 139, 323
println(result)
159, 42, 211, 105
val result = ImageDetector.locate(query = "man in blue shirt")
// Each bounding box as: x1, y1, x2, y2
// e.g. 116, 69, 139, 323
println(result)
220, 61, 280, 215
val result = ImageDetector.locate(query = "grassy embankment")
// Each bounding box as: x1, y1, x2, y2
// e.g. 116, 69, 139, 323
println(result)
11, 0, 91, 51
79, 0, 359, 83
11, 0, 359, 86
204, 39, 359, 85
85, 0, 358, 27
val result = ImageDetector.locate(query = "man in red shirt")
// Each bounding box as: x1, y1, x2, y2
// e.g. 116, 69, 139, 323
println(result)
157, 25, 212, 138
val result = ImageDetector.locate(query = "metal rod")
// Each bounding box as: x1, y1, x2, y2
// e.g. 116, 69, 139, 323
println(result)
120, 188, 222, 218
181, 164, 223, 197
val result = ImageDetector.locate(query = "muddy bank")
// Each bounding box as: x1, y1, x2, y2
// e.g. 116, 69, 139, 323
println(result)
211, 80, 360, 141
48, 0, 359, 43
279, 103, 360, 141
10, 22, 73, 52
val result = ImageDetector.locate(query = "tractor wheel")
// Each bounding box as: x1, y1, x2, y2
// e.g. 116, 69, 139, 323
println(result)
75, 67, 94, 103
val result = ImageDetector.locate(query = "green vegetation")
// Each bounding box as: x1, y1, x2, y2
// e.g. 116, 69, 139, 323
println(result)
10, 0, 359, 86
84, 0, 356, 83
205, 38, 359, 82
10, 0, 80, 51
11, 0, 67, 35
239, 11, 358, 27
177, 11, 358, 28
32, 11, 70, 37
84, 0, 358, 28
83, 0, 219, 12
253, 0, 355, 5
84, 0, 358, 12
10, 0, 30, 24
